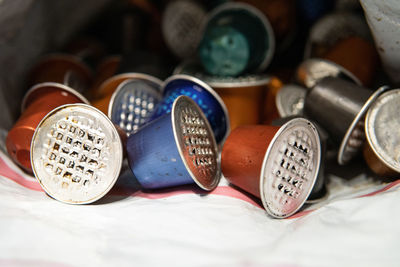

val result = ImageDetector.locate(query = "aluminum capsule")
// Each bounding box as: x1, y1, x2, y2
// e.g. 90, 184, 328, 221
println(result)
151, 74, 230, 145
198, 2, 275, 76
6, 83, 89, 173
30, 104, 123, 204
221, 118, 321, 218
127, 95, 221, 190
304, 77, 389, 165
364, 89, 400, 178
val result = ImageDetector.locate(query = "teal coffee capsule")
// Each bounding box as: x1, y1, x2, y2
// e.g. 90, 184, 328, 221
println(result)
198, 2, 275, 76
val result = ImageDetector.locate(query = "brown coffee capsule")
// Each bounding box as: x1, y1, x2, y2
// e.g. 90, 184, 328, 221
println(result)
6, 83, 89, 172
88, 55, 122, 100
304, 12, 371, 59
364, 89, 400, 178
323, 36, 379, 87
221, 118, 321, 218
28, 54, 93, 93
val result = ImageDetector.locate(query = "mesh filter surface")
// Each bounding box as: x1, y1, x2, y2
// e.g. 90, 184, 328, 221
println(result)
110, 80, 162, 135
31, 104, 123, 204
173, 96, 220, 190
261, 119, 320, 218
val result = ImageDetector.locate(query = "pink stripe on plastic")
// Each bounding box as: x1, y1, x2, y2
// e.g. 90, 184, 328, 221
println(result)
0, 157, 42, 191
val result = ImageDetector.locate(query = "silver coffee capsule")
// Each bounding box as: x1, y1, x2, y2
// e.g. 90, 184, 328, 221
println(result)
108, 76, 162, 135
296, 58, 361, 89
127, 95, 221, 190
260, 118, 321, 218
275, 84, 307, 118
365, 89, 400, 174
162, 0, 207, 59
304, 77, 389, 165
31, 104, 123, 204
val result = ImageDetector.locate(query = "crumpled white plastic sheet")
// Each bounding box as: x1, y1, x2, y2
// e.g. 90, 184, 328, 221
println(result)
0, 130, 399, 267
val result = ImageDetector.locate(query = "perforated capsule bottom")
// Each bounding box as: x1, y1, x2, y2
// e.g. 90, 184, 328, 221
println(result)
31, 104, 123, 204
173, 96, 220, 190
261, 119, 320, 218
110, 80, 161, 135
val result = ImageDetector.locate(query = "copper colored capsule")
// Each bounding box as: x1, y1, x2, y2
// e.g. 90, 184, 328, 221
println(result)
323, 36, 379, 87
88, 55, 121, 99
221, 118, 321, 218
6, 83, 89, 173
28, 54, 93, 93
363, 89, 400, 178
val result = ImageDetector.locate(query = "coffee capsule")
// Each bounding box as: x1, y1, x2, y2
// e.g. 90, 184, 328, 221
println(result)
304, 12, 371, 59
91, 73, 162, 115
162, 0, 207, 59
174, 60, 274, 129
151, 74, 230, 144
296, 58, 361, 89
31, 104, 123, 204
198, 2, 275, 76
323, 37, 379, 87
364, 89, 400, 177
275, 84, 307, 117
304, 77, 389, 165
6, 83, 89, 173
108, 78, 162, 135
271, 116, 329, 202
127, 95, 220, 190
221, 118, 321, 218
28, 54, 93, 93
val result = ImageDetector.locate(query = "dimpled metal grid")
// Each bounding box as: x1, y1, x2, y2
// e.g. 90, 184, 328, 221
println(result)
261, 119, 320, 218
110, 81, 161, 135
31, 105, 122, 204
173, 97, 220, 190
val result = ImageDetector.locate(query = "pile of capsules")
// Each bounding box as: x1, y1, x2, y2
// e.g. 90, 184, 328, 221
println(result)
5, 0, 400, 219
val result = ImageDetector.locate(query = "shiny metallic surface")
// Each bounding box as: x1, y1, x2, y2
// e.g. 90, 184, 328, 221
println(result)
260, 118, 321, 218
31, 104, 123, 204
108, 79, 162, 135
28, 54, 93, 93
21, 82, 90, 112
162, 0, 206, 59
173, 60, 271, 88
153, 74, 230, 145
304, 77, 388, 165
271, 116, 328, 203
6, 83, 89, 173
275, 84, 307, 117
97, 73, 163, 98
127, 96, 220, 190
296, 58, 361, 89
365, 89, 400, 174
338, 85, 389, 165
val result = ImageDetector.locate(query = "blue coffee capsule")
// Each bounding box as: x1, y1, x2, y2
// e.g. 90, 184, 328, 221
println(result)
127, 95, 221, 190
198, 2, 275, 76
108, 75, 163, 135
151, 74, 230, 144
